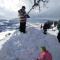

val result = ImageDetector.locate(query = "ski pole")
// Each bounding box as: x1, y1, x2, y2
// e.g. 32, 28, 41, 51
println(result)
27, 5, 35, 14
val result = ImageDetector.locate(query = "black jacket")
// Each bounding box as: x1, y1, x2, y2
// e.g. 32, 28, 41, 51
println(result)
57, 31, 60, 41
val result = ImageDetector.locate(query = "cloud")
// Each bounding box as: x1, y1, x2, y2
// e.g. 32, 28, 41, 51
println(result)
0, 0, 60, 19
0, 0, 19, 11
0, 0, 31, 19
38, 0, 60, 19
0, 7, 17, 19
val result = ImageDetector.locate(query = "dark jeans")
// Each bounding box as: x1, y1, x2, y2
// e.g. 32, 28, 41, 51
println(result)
19, 22, 26, 33
44, 29, 47, 34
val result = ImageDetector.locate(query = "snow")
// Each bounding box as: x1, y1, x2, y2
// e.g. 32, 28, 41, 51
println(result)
0, 30, 15, 50
0, 23, 60, 60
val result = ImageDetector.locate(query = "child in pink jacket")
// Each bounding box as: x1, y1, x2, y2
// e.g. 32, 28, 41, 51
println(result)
37, 47, 52, 60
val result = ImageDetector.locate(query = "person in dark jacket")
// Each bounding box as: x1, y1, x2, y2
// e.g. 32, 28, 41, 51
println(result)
18, 6, 30, 33
43, 23, 48, 34
57, 31, 60, 43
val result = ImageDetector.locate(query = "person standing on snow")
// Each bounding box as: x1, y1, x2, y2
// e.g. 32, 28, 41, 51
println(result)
57, 21, 60, 42
37, 47, 52, 60
57, 31, 60, 43
18, 6, 30, 33
43, 23, 48, 34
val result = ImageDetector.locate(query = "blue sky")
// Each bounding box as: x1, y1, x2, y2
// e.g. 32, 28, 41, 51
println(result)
0, 0, 60, 19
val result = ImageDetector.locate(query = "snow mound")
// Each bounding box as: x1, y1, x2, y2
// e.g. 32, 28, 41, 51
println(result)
0, 23, 60, 60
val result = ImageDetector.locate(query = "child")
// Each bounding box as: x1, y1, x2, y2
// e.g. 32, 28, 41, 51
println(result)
37, 47, 52, 60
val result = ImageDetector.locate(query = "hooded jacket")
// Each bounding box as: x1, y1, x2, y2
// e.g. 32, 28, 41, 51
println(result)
37, 50, 52, 60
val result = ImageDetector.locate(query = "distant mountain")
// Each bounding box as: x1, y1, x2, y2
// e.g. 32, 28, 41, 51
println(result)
9, 18, 19, 23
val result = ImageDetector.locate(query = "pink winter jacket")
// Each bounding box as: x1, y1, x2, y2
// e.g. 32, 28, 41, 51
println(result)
37, 51, 52, 60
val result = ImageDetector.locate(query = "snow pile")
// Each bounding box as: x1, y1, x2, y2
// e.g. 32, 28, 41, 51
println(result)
0, 23, 60, 60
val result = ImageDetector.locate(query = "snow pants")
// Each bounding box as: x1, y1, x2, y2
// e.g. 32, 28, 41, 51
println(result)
19, 22, 26, 33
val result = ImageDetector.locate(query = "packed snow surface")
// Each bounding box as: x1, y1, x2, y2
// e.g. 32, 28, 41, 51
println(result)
0, 23, 60, 60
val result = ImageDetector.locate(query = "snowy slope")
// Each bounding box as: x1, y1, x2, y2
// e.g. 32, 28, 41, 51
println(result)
0, 30, 15, 50
0, 23, 60, 60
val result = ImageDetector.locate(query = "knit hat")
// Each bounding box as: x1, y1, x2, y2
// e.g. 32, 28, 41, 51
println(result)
41, 46, 46, 51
